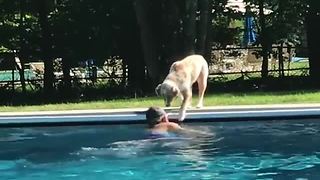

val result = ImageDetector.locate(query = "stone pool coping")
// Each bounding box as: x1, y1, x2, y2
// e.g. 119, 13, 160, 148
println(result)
1, 103, 320, 127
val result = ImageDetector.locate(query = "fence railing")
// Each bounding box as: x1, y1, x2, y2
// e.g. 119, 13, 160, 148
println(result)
0, 46, 310, 91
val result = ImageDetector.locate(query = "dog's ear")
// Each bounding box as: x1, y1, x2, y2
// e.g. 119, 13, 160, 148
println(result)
155, 84, 162, 96
172, 86, 179, 96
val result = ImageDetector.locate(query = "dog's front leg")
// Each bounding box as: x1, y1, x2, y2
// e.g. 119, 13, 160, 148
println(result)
178, 90, 191, 121
180, 92, 192, 109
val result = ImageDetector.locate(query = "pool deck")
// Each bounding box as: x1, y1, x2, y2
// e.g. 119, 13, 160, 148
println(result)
1, 103, 320, 127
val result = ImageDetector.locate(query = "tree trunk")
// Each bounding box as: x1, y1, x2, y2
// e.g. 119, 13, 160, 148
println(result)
14, 56, 26, 91
160, 0, 183, 65
134, 0, 161, 84
306, 1, 320, 81
62, 56, 72, 89
204, 2, 213, 61
183, 0, 197, 55
38, 0, 54, 94
259, 0, 269, 79
196, 0, 209, 56
278, 43, 284, 77
114, 1, 147, 94
18, 0, 26, 93
126, 40, 146, 94
127, 57, 145, 94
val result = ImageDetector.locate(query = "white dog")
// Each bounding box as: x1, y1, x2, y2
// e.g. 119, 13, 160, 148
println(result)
155, 54, 209, 121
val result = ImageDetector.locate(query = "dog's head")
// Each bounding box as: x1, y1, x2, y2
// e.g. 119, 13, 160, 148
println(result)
155, 83, 179, 107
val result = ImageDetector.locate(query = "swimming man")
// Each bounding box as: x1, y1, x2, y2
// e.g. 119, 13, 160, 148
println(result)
145, 106, 213, 138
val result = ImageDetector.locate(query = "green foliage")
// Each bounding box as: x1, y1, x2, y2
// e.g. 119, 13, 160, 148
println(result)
0, 0, 309, 57
210, 0, 244, 47
0, 0, 310, 59
244, 0, 307, 46
0, 0, 315, 98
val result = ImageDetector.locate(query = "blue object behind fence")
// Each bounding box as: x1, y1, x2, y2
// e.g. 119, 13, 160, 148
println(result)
243, 16, 256, 46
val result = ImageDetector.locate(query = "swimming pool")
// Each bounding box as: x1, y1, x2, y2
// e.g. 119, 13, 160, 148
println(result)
1, 118, 320, 179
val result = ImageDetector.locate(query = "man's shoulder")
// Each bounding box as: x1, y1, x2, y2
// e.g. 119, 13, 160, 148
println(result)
168, 122, 182, 130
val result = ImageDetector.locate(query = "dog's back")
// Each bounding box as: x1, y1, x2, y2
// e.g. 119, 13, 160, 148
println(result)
170, 54, 208, 83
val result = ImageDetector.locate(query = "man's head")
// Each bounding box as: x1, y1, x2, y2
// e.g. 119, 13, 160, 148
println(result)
146, 106, 167, 127
155, 83, 179, 107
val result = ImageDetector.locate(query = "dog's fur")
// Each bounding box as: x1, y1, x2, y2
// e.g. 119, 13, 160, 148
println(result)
155, 54, 209, 121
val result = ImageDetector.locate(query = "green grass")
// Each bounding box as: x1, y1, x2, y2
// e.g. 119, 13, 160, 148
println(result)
1, 90, 320, 112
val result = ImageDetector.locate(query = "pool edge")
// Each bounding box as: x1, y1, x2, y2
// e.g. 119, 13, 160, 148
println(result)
1, 104, 320, 127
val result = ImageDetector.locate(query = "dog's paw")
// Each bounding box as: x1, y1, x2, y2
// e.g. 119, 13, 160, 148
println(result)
178, 109, 186, 121
196, 104, 203, 108
178, 113, 186, 121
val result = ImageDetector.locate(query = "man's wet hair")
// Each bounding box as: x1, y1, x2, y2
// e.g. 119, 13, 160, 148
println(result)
145, 107, 166, 127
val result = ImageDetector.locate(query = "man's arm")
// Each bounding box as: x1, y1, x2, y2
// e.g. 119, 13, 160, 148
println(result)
169, 122, 214, 136
180, 128, 214, 136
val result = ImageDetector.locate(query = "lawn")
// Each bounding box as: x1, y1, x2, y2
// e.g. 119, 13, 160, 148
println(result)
1, 90, 319, 112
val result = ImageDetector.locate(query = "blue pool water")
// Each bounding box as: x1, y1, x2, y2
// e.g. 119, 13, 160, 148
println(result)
1, 119, 320, 179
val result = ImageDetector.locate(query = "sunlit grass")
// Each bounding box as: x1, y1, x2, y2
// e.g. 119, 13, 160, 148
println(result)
1, 90, 320, 112
204, 91, 320, 106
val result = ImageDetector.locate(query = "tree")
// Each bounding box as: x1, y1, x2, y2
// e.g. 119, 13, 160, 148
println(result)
196, 0, 211, 58
258, 0, 268, 79
134, 0, 214, 84
37, 0, 54, 95
134, 0, 162, 84
18, 0, 27, 93
0, 0, 37, 92
110, 0, 146, 93
183, 0, 197, 55
245, 0, 307, 78
306, 0, 320, 81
